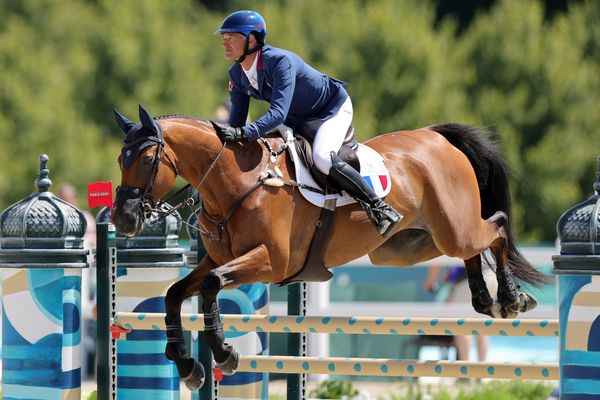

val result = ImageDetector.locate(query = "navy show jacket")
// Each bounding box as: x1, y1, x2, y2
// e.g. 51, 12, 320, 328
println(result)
228, 45, 348, 141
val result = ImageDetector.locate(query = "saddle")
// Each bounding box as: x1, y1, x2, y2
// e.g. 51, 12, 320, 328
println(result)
293, 126, 360, 193
275, 123, 391, 286
279, 126, 391, 208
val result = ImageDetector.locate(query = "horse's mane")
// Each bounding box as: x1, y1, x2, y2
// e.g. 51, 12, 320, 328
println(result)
154, 114, 208, 123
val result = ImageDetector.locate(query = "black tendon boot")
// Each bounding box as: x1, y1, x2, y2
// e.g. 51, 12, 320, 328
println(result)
328, 152, 402, 236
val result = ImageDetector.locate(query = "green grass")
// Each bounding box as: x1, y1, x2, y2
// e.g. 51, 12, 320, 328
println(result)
310, 380, 360, 399
275, 379, 555, 399
386, 380, 554, 400
5, 380, 550, 400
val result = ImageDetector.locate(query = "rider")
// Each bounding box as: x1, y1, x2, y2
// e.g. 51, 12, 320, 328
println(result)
213, 10, 401, 236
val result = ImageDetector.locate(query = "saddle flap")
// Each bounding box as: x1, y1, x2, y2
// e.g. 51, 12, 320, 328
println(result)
280, 127, 392, 208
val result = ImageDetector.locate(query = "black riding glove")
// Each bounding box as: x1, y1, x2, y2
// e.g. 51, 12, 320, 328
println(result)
211, 121, 246, 143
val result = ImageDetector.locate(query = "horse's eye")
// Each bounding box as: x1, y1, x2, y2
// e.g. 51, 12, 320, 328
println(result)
143, 155, 154, 165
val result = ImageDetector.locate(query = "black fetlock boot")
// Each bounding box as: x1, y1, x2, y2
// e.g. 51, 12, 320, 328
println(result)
328, 152, 402, 236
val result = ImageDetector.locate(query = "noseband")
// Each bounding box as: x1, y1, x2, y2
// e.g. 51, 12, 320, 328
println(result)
117, 123, 179, 220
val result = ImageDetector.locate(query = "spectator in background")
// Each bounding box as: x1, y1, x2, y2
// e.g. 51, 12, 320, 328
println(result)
424, 257, 498, 371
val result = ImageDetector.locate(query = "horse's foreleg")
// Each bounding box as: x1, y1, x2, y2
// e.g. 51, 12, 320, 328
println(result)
199, 244, 273, 376
164, 256, 216, 390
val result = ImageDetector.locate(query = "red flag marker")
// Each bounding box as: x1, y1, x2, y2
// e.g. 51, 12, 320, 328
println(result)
212, 367, 224, 382
87, 181, 113, 209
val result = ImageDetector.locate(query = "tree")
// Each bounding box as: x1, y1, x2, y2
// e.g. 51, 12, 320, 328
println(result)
1, 0, 598, 242
458, 0, 600, 241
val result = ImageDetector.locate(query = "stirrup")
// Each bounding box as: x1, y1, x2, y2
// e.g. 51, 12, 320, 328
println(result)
374, 204, 402, 236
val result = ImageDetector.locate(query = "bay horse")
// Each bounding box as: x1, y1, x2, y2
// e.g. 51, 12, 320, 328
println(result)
112, 105, 549, 390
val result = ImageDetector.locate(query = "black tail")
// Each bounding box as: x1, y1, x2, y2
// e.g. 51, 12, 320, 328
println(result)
428, 123, 551, 287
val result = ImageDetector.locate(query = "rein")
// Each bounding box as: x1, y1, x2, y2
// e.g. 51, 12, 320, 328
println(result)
138, 129, 289, 242
149, 141, 229, 239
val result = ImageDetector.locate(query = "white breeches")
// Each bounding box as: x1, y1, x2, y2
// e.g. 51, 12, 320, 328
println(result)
312, 97, 353, 174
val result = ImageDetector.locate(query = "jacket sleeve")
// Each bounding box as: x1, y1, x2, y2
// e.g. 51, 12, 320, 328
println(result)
242, 56, 296, 140
228, 72, 250, 128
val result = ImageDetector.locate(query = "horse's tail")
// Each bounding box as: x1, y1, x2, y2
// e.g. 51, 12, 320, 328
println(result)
427, 123, 551, 287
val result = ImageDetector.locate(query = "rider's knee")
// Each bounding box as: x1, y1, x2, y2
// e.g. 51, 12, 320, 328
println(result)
312, 149, 334, 174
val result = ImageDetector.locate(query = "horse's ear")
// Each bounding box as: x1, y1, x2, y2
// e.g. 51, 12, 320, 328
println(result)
139, 105, 157, 134
113, 108, 135, 134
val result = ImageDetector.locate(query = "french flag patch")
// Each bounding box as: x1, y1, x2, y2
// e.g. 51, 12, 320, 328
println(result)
228, 81, 233, 92
363, 175, 389, 192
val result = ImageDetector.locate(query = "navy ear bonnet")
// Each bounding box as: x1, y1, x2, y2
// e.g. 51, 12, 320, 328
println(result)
121, 124, 162, 168
115, 105, 162, 169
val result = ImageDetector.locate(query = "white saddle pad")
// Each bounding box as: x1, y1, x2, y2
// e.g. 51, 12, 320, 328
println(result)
281, 128, 392, 208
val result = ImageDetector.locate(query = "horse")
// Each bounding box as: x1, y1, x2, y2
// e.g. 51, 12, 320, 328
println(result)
112, 105, 549, 390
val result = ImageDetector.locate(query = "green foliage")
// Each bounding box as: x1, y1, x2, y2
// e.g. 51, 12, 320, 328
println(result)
310, 379, 359, 399
0, 0, 598, 241
386, 380, 553, 400
0, 0, 227, 211
458, 0, 600, 241
84, 390, 97, 400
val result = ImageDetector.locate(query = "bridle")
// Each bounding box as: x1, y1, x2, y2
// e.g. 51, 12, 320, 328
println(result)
117, 120, 234, 240
117, 122, 180, 220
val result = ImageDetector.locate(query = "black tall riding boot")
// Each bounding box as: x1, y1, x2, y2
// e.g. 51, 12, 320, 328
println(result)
328, 152, 402, 236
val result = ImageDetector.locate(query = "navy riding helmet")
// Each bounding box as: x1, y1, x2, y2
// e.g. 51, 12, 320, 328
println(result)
216, 10, 266, 44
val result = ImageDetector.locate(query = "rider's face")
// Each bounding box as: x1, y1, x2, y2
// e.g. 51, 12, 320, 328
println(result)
222, 33, 247, 61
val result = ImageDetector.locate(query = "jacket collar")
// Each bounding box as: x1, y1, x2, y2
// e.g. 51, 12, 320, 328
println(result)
256, 47, 263, 71
256, 48, 265, 92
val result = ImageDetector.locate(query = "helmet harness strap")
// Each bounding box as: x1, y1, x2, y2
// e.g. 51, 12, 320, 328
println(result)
236, 34, 262, 63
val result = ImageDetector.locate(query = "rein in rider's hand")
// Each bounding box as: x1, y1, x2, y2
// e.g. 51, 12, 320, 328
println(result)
211, 120, 247, 143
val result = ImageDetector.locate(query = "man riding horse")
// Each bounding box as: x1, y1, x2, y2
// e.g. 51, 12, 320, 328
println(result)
213, 10, 401, 236
111, 10, 549, 392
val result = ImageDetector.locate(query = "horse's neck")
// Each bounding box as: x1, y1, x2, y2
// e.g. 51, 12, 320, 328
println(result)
165, 120, 265, 217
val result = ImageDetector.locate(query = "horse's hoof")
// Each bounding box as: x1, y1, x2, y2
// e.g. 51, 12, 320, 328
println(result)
216, 347, 240, 376
519, 292, 538, 313
183, 360, 205, 391
500, 306, 519, 319
489, 301, 504, 318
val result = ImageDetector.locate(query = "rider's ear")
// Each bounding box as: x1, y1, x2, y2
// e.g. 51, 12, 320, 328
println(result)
139, 104, 158, 134
113, 108, 135, 134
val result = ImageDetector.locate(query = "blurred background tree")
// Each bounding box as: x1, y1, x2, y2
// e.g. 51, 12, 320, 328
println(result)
0, 0, 598, 243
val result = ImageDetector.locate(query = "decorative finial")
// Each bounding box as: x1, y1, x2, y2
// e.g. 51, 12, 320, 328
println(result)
35, 154, 52, 192
595, 156, 600, 195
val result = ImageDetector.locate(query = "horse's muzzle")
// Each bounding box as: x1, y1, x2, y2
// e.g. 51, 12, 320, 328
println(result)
113, 186, 145, 236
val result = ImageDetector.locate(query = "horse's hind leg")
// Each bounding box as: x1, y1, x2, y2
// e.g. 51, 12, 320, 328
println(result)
487, 214, 537, 318
464, 255, 497, 317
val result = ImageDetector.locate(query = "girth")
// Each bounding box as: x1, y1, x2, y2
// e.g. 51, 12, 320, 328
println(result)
277, 198, 336, 286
